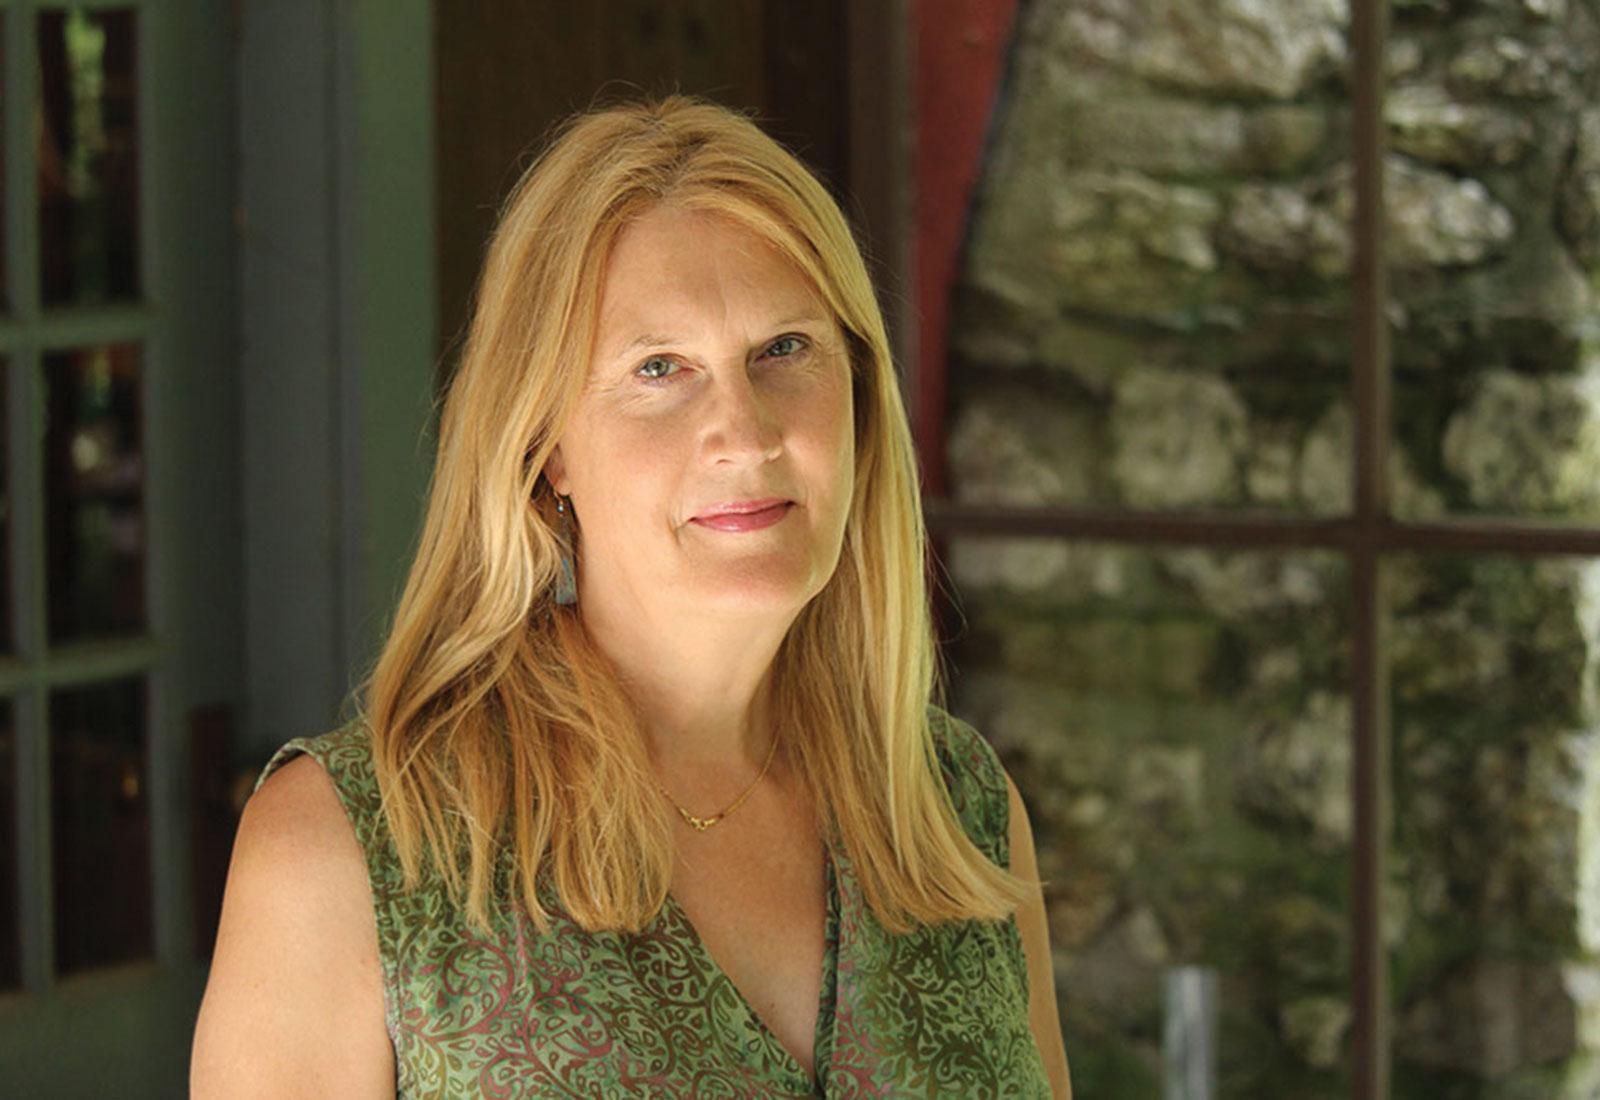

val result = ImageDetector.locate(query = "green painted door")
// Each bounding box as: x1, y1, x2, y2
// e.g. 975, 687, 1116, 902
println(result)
0, 2, 234, 1094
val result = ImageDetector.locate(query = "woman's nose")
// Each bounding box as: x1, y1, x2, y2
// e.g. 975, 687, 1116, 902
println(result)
705, 368, 783, 463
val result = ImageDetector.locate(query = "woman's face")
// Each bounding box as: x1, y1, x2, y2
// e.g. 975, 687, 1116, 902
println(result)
544, 205, 856, 624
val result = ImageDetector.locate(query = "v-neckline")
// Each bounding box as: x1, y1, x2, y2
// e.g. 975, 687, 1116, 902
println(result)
660, 843, 840, 1092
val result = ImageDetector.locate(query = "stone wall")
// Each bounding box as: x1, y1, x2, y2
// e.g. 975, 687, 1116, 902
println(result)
944, 1, 1600, 1096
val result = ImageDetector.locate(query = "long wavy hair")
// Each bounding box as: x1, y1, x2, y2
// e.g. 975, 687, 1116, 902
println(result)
355, 93, 1032, 935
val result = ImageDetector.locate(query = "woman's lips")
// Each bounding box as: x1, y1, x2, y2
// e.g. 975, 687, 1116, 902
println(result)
689, 502, 794, 532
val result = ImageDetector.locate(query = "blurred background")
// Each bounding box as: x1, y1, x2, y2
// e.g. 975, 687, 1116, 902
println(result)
1, 1, 1598, 1098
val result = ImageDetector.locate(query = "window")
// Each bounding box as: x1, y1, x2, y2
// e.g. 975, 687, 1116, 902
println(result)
923, 1, 1600, 1096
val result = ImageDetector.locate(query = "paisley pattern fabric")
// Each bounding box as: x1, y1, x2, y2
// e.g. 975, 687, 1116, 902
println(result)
254, 706, 1051, 1098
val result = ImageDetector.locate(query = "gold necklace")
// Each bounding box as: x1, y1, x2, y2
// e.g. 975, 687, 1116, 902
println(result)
658, 732, 780, 832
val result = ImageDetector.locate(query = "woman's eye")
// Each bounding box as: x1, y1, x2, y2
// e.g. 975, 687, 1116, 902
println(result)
636, 356, 679, 382
634, 336, 807, 386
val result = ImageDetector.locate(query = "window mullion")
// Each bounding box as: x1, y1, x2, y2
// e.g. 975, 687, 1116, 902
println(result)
1349, 0, 1393, 1095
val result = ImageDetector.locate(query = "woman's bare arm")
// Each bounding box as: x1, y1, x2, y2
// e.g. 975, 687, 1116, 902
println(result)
1006, 770, 1073, 1099
190, 754, 395, 1098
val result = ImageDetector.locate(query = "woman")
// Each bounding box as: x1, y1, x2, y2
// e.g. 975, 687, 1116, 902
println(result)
192, 94, 1072, 1098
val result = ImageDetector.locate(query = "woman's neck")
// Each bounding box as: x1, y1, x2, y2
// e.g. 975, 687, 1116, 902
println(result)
577, 585, 792, 774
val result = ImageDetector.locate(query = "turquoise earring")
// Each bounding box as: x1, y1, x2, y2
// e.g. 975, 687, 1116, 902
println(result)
554, 494, 578, 606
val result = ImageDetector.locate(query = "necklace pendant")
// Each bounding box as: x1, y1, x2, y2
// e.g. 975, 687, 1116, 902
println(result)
659, 732, 779, 833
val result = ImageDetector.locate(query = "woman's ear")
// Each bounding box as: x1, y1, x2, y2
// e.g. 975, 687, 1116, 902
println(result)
543, 443, 570, 496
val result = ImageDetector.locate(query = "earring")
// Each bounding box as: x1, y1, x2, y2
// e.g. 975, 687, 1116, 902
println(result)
554, 493, 577, 606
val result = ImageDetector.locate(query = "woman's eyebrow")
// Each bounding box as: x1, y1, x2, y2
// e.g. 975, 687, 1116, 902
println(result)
606, 313, 830, 362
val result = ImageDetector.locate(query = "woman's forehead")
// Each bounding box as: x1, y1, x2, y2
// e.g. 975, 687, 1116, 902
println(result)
602, 207, 810, 291
593, 211, 832, 349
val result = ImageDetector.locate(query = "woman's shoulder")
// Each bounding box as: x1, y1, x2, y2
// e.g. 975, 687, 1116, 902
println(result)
255, 718, 375, 791
926, 702, 1013, 868
241, 737, 370, 883
253, 719, 388, 850
194, 726, 395, 1095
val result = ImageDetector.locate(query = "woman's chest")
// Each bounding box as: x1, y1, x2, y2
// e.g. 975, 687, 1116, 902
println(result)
383, 866, 1049, 1098
667, 830, 831, 1075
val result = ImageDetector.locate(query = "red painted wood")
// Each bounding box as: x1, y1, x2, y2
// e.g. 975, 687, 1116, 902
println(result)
912, 0, 1019, 497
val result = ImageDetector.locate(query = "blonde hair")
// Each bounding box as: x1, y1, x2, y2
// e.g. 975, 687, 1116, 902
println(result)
355, 93, 1031, 935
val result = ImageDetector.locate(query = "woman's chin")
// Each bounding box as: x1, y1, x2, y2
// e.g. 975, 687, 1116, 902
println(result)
678, 565, 827, 616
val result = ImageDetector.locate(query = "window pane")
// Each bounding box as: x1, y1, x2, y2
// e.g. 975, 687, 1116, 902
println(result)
1387, 3, 1600, 524
0, 697, 17, 990
0, 16, 9, 314
44, 343, 145, 643
50, 675, 150, 975
945, 537, 1351, 1098
1390, 553, 1600, 1094
36, 7, 139, 307
947, 2, 1354, 515
0, 358, 10, 654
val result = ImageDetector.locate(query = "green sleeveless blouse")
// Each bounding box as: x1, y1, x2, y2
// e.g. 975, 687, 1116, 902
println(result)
253, 706, 1051, 1097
